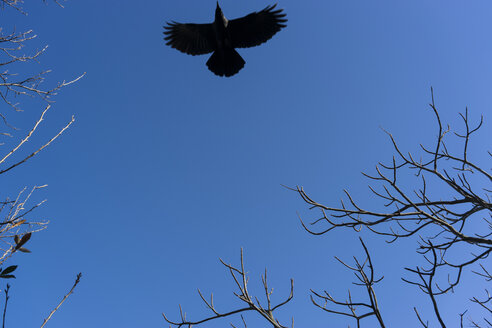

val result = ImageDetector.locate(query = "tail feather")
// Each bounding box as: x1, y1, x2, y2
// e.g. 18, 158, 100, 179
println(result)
206, 48, 245, 77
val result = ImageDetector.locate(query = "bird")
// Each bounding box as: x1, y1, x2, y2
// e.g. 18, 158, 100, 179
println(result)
163, 2, 287, 77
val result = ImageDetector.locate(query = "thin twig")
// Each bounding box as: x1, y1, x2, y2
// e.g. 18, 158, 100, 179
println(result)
2, 284, 10, 328
40, 273, 82, 328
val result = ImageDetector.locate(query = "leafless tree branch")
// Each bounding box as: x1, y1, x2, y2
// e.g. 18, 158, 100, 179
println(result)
163, 249, 294, 328
39, 273, 82, 328
2, 284, 9, 328
292, 89, 491, 326
0, 0, 64, 15
0, 3, 83, 326
311, 238, 385, 328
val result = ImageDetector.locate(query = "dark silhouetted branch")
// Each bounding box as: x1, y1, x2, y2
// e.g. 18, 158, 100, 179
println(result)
2, 284, 9, 328
293, 90, 491, 326
163, 249, 294, 328
311, 238, 385, 328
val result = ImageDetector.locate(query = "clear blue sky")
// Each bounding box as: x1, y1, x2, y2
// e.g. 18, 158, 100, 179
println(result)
2, 0, 491, 327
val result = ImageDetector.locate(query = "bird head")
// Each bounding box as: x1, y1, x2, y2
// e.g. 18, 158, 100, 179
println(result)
215, 2, 226, 22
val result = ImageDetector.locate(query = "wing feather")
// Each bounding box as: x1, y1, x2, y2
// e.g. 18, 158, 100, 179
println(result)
163, 22, 216, 55
228, 4, 287, 49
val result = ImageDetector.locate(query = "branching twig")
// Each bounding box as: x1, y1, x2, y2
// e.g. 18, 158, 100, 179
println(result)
293, 89, 491, 326
163, 249, 294, 328
311, 238, 385, 328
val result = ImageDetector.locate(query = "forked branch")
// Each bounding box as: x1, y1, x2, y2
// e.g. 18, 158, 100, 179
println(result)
294, 90, 491, 326
311, 238, 385, 328
163, 249, 294, 328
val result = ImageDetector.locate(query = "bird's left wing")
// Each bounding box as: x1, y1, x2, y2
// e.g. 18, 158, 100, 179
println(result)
228, 4, 287, 49
163, 22, 216, 55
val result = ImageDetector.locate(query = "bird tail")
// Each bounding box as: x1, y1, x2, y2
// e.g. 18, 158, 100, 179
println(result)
206, 48, 245, 77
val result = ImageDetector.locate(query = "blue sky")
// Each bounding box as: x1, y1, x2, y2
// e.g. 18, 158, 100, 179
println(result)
1, 0, 491, 327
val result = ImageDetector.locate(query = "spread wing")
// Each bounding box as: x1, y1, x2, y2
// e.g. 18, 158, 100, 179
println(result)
228, 4, 287, 49
163, 22, 216, 55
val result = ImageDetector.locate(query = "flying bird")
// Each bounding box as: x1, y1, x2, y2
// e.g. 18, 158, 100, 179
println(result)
163, 2, 287, 77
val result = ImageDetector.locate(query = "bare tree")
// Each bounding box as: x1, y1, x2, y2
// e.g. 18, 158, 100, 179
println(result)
163, 90, 490, 328
1, 1, 82, 326
293, 89, 491, 327
0, 0, 82, 262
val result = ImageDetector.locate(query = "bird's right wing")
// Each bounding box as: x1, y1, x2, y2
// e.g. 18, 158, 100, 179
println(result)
228, 4, 287, 49
163, 22, 216, 55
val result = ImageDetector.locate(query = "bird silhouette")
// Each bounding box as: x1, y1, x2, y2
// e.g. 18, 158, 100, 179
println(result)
163, 2, 287, 77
